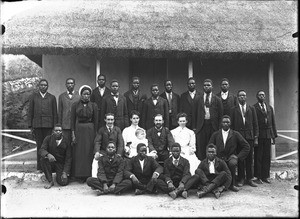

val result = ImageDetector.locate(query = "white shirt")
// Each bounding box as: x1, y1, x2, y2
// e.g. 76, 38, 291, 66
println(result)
39, 92, 47, 98
106, 125, 113, 132
139, 159, 145, 172
221, 91, 228, 100
67, 90, 74, 98
260, 102, 266, 111
239, 103, 246, 124
189, 91, 196, 99
99, 87, 105, 96
204, 93, 211, 119
172, 156, 180, 166
222, 129, 229, 147
56, 138, 62, 146
208, 159, 215, 174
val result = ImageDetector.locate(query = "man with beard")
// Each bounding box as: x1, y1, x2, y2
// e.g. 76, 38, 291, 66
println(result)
146, 114, 175, 164
87, 141, 125, 195
39, 124, 71, 189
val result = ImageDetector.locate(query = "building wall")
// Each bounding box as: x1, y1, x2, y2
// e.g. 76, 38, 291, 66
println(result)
43, 55, 297, 130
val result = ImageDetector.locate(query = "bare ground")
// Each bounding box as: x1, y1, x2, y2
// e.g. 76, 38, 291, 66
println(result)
1, 177, 298, 217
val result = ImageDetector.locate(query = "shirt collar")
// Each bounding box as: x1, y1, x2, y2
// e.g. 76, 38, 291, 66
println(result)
189, 90, 196, 95
172, 156, 180, 162
222, 129, 230, 134
39, 91, 47, 98
208, 159, 215, 164
221, 91, 228, 95
155, 127, 163, 132
106, 125, 114, 130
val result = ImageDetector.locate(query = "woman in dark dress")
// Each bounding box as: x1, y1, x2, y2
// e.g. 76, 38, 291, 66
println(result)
71, 85, 98, 181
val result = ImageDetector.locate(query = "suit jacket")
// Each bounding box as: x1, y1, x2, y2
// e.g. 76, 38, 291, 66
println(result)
146, 127, 175, 161
253, 102, 277, 139
160, 91, 180, 127
97, 154, 125, 184
196, 93, 223, 133
216, 92, 237, 116
39, 134, 72, 174
124, 156, 163, 185
230, 104, 259, 140
90, 86, 111, 127
58, 91, 80, 130
124, 89, 147, 117
163, 156, 191, 184
28, 92, 58, 128
142, 97, 169, 130
94, 126, 124, 156
180, 90, 201, 130
208, 129, 250, 161
196, 157, 231, 179
101, 94, 129, 131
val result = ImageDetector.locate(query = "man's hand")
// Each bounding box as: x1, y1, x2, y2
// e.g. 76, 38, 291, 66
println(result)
168, 182, 175, 191
272, 138, 276, 144
47, 154, 56, 162
71, 132, 76, 145
108, 184, 116, 193
152, 172, 159, 183
229, 154, 238, 166
103, 183, 109, 194
131, 175, 140, 185
61, 172, 68, 184
94, 152, 101, 160
178, 182, 185, 191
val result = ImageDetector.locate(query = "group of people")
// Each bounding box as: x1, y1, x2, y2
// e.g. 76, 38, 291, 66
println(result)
28, 75, 277, 199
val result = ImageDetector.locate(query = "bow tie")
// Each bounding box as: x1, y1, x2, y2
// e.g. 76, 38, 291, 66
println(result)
112, 94, 119, 98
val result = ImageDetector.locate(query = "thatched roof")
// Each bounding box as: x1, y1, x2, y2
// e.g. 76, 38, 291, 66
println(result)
2, 0, 298, 59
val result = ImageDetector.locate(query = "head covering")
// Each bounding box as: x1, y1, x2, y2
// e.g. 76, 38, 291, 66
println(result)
137, 143, 147, 152
79, 85, 92, 95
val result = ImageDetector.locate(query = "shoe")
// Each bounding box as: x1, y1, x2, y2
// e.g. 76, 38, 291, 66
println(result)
213, 191, 221, 199
262, 178, 271, 184
237, 179, 244, 187
246, 180, 258, 187
197, 190, 207, 198
135, 189, 145, 195
229, 185, 239, 192
294, 185, 299, 190
181, 190, 188, 199
96, 190, 104, 196
253, 178, 263, 184
169, 191, 177, 199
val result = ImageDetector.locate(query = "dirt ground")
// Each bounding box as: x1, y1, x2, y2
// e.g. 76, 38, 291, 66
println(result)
1, 177, 298, 217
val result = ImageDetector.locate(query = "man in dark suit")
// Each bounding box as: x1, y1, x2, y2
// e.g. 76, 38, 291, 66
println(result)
116, 143, 165, 195
142, 84, 169, 130
146, 114, 175, 164
184, 143, 232, 199
28, 79, 58, 172
180, 77, 200, 130
91, 74, 111, 128
216, 78, 237, 116
159, 143, 191, 199
124, 76, 147, 120
39, 124, 71, 189
253, 90, 277, 184
195, 79, 223, 161
58, 78, 80, 149
101, 79, 129, 131
160, 80, 180, 130
93, 113, 124, 177
208, 115, 250, 192
87, 141, 125, 195
230, 90, 259, 187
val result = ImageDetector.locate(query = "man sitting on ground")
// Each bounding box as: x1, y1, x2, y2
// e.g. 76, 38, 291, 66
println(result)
39, 123, 71, 189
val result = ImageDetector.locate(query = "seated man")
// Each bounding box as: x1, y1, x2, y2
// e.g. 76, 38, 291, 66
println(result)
115, 143, 165, 195
87, 141, 125, 196
184, 143, 232, 199
208, 115, 250, 192
39, 123, 71, 189
147, 114, 175, 165
92, 113, 124, 177
160, 143, 191, 199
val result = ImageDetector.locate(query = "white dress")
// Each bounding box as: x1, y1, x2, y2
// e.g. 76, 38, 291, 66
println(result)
171, 126, 200, 175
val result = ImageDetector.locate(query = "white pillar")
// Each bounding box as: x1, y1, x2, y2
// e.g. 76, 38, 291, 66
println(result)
268, 61, 276, 160
188, 61, 193, 78
96, 59, 101, 87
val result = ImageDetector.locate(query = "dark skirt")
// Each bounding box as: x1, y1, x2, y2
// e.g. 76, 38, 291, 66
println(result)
72, 122, 95, 178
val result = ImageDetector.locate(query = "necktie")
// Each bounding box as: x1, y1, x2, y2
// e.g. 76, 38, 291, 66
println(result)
241, 105, 245, 117
205, 94, 210, 107
108, 127, 112, 133
209, 161, 215, 174
174, 159, 179, 167
261, 103, 268, 124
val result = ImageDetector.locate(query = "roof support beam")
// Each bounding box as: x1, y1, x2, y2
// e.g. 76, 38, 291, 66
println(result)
96, 59, 100, 87
188, 61, 193, 78
269, 61, 276, 160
